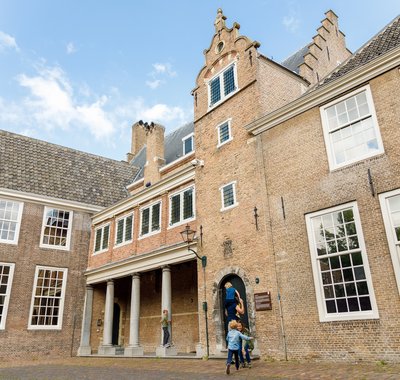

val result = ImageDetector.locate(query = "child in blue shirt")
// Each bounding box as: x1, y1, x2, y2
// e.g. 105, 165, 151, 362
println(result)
224, 282, 240, 307
225, 320, 253, 375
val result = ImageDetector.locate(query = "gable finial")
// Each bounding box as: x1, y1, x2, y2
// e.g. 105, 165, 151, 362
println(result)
214, 8, 226, 33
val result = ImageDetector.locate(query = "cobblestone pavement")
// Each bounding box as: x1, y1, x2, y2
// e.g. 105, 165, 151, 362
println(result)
0, 357, 399, 380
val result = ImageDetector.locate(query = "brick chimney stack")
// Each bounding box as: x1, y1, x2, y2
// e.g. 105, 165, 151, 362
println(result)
127, 121, 147, 162
143, 122, 165, 185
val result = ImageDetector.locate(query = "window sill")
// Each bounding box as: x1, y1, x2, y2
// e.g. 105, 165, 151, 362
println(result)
138, 230, 161, 240
220, 203, 239, 212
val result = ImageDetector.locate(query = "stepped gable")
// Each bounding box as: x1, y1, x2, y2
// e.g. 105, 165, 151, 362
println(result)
320, 15, 400, 86
130, 122, 194, 180
0, 130, 139, 207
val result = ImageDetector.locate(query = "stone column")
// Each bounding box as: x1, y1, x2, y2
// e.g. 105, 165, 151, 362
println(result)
156, 266, 177, 356
125, 273, 144, 356
98, 280, 116, 355
78, 285, 93, 356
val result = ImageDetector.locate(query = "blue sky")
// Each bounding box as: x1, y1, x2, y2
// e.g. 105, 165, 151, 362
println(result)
1, 0, 399, 161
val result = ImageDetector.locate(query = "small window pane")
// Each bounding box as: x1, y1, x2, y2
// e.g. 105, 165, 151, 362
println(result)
210, 77, 221, 105
219, 122, 230, 144
223, 66, 235, 96
223, 184, 235, 208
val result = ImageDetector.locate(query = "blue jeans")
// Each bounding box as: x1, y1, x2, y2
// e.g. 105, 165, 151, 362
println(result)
238, 340, 251, 364
226, 349, 239, 369
162, 327, 170, 346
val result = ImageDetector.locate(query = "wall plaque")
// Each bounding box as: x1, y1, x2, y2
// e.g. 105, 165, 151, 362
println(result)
254, 291, 272, 311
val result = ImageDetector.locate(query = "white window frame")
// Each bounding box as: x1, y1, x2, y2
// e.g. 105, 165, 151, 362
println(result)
305, 202, 379, 322
207, 62, 238, 110
379, 189, 400, 295
216, 119, 233, 147
28, 266, 68, 330
320, 85, 384, 171
182, 133, 194, 156
220, 181, 238, 212
0, 262, 15, 330
40, 207, 73, 251
114, 213, 134, 247
0, 199, 24, 245
93, 223, 110, 254
168, 186, 195, 228
139, 201, 162, 239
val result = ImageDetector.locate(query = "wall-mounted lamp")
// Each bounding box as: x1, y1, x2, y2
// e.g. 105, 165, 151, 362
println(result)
180, 224, 207, 267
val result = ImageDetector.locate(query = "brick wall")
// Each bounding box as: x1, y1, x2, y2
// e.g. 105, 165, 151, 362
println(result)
0, 200, 91, 359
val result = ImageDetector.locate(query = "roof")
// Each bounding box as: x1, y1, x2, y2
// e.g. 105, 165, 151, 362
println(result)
281, 45, 309, 74
0, 130, 139, 207
130, 122, 194, 180
319, 15, 400, 87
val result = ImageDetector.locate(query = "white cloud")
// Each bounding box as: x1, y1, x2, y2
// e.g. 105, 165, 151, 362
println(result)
283, 15, 300, 32
0, 31, 19, 52
139, 103, 186, 124
66, 42, 77, 55
16, 64, 115, 138
146, 62, 177, 89
145, 79, 163, 89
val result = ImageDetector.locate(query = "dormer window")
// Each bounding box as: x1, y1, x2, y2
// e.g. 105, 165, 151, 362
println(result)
208, 63, 238, 108
182, 133, 194, 155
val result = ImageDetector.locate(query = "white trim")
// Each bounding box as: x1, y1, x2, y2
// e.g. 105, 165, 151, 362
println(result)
305, 202, 379, 322
0, 198, 24, 245
39, 207, 73, 251
0, 188, 103, 213
320, 85, 384, 171
28, 266, 68, 330
93, 222, 111, 255
216, 118, 233, 148
219, 181, 239, 212
182, 133, 195, 156
0, 262, 15, 330
138, 200, 162, 239
379, 189, 400, 295
207, 61, 239, 111
126, 178, 144, 191
168, 185, 196, 228
94, 166, 195, 224
114, 213, 134, 248
85, 242, 195, 284
246, 45, 400, 135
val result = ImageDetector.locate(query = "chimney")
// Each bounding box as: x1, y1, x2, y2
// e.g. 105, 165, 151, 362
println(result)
127, 121, 147, 162
143, 123, 165, 185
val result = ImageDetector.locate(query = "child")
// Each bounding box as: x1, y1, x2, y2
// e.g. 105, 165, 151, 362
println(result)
225, 320, 253, 375
161, 309, 170, 347
224, 282, 240, 308
237, 320, 253, 368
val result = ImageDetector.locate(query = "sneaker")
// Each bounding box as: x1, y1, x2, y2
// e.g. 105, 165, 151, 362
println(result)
241, 363, 246, 368
247, 362, 252, 368
226, 364, 230, 375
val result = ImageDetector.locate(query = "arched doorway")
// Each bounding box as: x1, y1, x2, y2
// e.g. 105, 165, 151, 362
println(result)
220, 275, 249, 339
112, 303, 121, 345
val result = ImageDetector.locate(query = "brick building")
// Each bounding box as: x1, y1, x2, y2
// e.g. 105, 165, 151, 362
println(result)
77, 121, 202, 356
0, 131, 138, 359
2, 8, 400, 363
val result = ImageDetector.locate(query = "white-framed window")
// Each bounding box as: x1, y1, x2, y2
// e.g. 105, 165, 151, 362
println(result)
28, 266, 67, 330
0, 199, 24, 245
0, 262, 15, 330
305, 202, 379, 322
220, 181, 238, 211
40, 207, 73, 250
208, 62, 238, 109
320, 85, 384, 170
217, 119, 233, 147
115, 213, 133, 247
182, 133, 194, 156
379, 189, 400, 295
140, 201, 161, 237
93, 223, 110, 254
169, 187, 195, 227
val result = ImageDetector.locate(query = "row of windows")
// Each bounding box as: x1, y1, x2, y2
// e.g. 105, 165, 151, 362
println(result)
94, 187, 196, 254
0, 264, 67, 330
0, 201, 73, 250
307, 190, 400, 322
